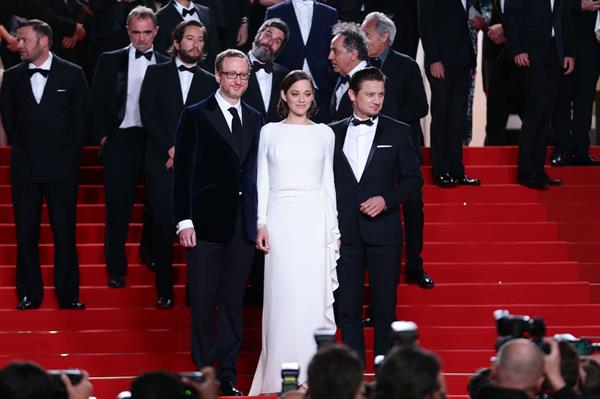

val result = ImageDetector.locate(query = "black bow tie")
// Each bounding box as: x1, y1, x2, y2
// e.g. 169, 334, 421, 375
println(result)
252, 60, 273, 74
178, 64, 196, 73
339, 74, 350, 84
368, 57, 382, 68
28, 68, 50, 78
135, 50, 153, 60
182, 8, 196, 17
351, 117, 374, 126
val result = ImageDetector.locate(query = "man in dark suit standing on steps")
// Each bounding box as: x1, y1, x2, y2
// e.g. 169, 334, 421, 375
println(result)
173, 49, 262, 396
503, 0, 574, 188
155, 0, 221, 71
92, 6, 169, 289
139, 20, 217, 309
330, 67, 423, 362
0, 19, 89, 310
242, 18, 289, 124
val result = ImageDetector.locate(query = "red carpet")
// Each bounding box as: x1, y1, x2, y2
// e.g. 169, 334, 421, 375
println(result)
0, 146, 600, 398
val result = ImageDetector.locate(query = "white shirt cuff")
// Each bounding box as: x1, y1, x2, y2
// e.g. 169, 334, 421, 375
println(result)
176, 219, 194, 235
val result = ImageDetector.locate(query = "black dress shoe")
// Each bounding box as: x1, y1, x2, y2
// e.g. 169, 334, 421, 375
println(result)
406, 272, 434, 289
538, 172, 562, 186
16, 297, 40, 310
156, 297, 174, 309
570, 154, 600, 166
59, 301, 86, 310
434, 173, 456, 187
108, 276, 126, 288
454, 174, 481, 186
517, 175, 546, 189
219, 381, 243, 396
550, 151, 569, 166
139, 249, 158, 272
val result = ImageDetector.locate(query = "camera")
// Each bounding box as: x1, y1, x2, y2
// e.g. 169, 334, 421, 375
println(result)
179, 371, 205, 398
494, 309, 549, 353
48, 369, 84, 399
553, 334, 600, 356
280, 362, 300, 395
314, 327, 337, 349
391, 321, 419, 347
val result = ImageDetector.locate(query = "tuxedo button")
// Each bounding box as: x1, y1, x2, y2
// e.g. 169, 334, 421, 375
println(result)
357, 187, 362, 191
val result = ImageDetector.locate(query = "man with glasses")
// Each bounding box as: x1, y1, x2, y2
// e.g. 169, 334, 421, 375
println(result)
173, 49, 262, 396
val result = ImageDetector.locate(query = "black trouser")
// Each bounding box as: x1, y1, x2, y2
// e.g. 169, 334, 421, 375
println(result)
338, 239, 401, 361
187, 203, 255, 384
517, 42, 561, 178
403, 189, 424, 276
12, 180, 80, 304
102, 127, 145, 280
144, 171, 174, 299
426, 66, 472, 177
552, 37, 600, 157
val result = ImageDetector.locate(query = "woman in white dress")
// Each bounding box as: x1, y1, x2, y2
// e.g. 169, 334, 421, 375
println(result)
249, 70, 340, 395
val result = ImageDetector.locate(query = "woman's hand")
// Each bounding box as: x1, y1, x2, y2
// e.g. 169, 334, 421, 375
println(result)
256, 227, 270, 253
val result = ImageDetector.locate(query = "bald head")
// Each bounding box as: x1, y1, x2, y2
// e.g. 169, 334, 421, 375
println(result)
495, 339, 545, 395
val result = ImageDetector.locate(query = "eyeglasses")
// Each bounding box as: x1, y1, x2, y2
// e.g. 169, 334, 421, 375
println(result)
219, 71, 251, 80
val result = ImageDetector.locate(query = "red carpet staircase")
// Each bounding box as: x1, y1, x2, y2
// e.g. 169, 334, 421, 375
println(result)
0, 146, 599, 398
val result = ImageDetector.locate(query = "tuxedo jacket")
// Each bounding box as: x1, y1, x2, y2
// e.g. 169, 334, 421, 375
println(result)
265, 0, 338, 94
91, 46, 169, 143
173, 94, 262, 242
417, 0, 476, 68
330, 73, 399, 122
242, 61, 288, 123
155, 0, 221, 70
330, 115, 423, 246
503, 0, 574, 62
482, 0, 507, 61
140, 60, 218, 174
0, 55, 90, 183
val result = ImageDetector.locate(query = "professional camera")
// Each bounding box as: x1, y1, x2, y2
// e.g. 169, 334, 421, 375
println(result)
494, 309, 549, 353
553, 334, 600, 356
314, 327, 337, 349
48, 369, 84, 399
280, 362, 300, 395
391, 321, 419, 347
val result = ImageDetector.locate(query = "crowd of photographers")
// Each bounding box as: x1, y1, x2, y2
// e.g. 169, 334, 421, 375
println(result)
1, 311, 599, 399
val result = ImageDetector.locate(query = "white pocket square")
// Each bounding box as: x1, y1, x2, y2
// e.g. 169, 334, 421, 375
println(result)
57, 89, 67, 92
377, 145, 392, 148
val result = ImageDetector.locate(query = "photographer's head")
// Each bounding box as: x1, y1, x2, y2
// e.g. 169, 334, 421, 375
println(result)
582, 357, 600, 397
306, 344, 365, 399
375, 346, 444, 399
493, 339, 545, 398
558, 340, 581, 391
467, 368, 491, 399
130, 371, 185, 399
0, 362, 54, 399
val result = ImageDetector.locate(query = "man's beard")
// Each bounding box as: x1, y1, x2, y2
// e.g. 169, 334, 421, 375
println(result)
251, 40, 277, 62
179, 48, 203, 64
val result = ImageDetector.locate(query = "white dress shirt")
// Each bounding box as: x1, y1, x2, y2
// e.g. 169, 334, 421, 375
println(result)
175, 58, 195, 104
176, 90, 244, 234
461, 0, 466, 10
249, 52, 272, 111
343, 115, 378, 181
173, 1, 201, 22
500, 0, 505, 13
335, 60, 367, 110
595, 10, 600, 33
119, 45, 156, 129
29, 52, 53, 104
292, 0, 318, 87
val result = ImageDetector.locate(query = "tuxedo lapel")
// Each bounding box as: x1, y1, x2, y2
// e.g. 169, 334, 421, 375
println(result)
202, 95, 239, 158
360, 118, 385, 181
167, 61, 185, 107
116, 47, 129, 122
269, 68, 285, 115
19, 64, 38, 107
247, 73, 267, 114
306, 2, 320, 47
335, 119, 358, 184
284, 1, 304, 48
240, 103, 256, 162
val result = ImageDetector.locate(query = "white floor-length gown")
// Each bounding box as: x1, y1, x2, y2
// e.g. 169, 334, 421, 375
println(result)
249, 121, 340, 395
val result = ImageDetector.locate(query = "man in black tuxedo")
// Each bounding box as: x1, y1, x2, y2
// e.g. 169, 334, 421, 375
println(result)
551, 0, 600, 166
92, 6, 169, 288
155, 0, 220, 70
173, 49, 262, 396
503, 0, 575, 188
265, 0, 339, 122
0, 19, 89, 310
418, 0, 480, 187
360, 12, 433, 289
243, 18, 289, 123
328, 22, 399, 122
139, 20, 217, 309
330, 67, 423, 361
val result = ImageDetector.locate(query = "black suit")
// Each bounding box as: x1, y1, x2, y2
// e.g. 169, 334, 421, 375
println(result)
140, 60, 217, 300
173, 93, 261, 382
330, 115, 423, 360
384, 0, 419, 58
155, 1, 221, 71
418, 0, 476, 177
91, 46, 169, 282
0, 55, 90, 305
552, 1, 598, 159
242, 60, 288, 123
503, 0, 574, 179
